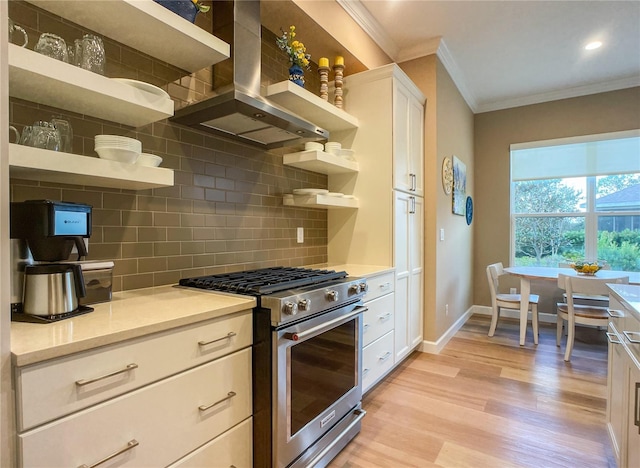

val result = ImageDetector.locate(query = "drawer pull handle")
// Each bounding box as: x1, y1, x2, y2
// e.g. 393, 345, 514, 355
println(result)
378, 313, 391, 321
363, 324, 370, 331
379, 351, 392, 362
199, 391, 237, 412
623, 331, 640, 344
363, 367, 370, 377
606, 332, 622, 344
379, 282, 391, 291
198, 332, 237, 347
635, 383, 640, 433
607, 308, 624, 318
78, 439, 138, 468
75, 363, 138, 387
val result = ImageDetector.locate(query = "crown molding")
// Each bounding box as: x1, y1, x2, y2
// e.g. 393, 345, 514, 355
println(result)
336, 0, 399, 61
476, 75, 640, 114
434, 39, 479, 113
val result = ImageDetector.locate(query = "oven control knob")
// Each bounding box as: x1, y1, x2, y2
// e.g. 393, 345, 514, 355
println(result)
326, 290, 339, 302
283, 301, 298, 315
349, 284, 360, 295
298, 299, 311, 311
359, 282, 369, 293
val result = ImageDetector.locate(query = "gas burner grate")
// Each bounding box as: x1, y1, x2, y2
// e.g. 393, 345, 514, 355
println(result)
179, 267, 347, 295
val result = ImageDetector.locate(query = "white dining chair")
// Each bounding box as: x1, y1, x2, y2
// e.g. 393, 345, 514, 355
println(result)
486, 262, 540, 344
556, 273, 629, 361
558, 262, 610, 306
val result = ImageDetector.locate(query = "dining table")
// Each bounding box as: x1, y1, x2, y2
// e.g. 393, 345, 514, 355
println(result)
503, 266, 640, 346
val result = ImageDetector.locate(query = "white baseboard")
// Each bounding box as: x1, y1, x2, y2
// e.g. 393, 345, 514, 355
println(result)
417, 305, 558, 355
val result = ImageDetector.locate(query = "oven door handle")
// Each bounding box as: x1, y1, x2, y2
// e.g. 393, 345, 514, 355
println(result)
284, 306, 367, 341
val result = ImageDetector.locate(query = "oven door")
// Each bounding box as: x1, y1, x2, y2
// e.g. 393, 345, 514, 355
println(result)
273, 302, 366, 468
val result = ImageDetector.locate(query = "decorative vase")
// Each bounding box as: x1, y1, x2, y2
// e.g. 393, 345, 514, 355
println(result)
288, 64, 305, 88
154, 0, 199, 23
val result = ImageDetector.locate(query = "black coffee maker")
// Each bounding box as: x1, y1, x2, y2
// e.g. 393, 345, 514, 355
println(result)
10, 200, 93, 321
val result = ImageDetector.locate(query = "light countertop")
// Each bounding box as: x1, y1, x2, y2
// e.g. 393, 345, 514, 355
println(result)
608, 283, 640, 321
11, 285, 256, 367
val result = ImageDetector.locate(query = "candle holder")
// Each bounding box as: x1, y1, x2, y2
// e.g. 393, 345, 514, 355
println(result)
333, 63, 345, 109
318, 65, 330, 101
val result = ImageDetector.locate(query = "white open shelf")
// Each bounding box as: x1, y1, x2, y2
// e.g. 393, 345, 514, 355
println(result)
9, 45, 174, 127
283, 150, 359, 175
284, 194, 359, 209
266, 81, 359, 133
9, 144, 174, 190
26, 0, 230, 72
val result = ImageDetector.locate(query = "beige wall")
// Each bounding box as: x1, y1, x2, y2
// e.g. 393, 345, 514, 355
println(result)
401, 56, 475, 342
474, 87, 640, 309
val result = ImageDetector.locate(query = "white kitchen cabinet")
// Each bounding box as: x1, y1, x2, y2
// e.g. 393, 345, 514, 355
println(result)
14, 311, 253, 467
393, 82, 424, 197
329, 64, 425, 368
607, 288, 640, 468
360, 270, 395, 393
394, 191, 424, 361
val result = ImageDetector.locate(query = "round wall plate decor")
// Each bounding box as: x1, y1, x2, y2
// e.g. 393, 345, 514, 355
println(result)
442, 157, 453, 194
465, 196, 473, 225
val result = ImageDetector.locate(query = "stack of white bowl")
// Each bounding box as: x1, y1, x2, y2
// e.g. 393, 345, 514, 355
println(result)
304, 142, 324, 151
324, 141, 342, 155
94, 135, 142, 164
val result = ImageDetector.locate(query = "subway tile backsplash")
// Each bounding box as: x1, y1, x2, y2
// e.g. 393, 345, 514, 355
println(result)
8, 1, 328, 292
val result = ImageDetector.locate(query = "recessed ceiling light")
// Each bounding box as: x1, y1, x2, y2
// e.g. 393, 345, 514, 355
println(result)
585, 41, 602, 50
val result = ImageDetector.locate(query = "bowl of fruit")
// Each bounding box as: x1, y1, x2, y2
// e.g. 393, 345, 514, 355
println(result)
569, 261, 602, 276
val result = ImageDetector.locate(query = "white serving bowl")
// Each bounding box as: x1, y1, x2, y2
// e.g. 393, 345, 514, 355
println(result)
95, 147, 140, 164
304, 142, 324, 151
136, 153, 163, 167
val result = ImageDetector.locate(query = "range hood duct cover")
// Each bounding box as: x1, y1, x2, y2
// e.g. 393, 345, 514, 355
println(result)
170, 0, 329, 149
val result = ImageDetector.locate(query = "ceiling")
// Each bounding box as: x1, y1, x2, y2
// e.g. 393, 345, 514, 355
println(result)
338, 0, 640, 113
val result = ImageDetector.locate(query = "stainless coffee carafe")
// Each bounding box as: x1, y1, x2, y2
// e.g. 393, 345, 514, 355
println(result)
22, 264, 86, 316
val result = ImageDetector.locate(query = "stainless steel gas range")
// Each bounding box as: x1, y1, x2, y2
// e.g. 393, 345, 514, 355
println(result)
179, 267, 368, 468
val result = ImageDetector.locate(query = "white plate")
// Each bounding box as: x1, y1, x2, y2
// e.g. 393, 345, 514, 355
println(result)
112, 78, 170, 100
327, 192, 344, 197
293, 188, 329, 195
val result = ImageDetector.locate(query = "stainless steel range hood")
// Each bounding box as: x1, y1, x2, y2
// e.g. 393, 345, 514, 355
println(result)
170, 0, 329, 149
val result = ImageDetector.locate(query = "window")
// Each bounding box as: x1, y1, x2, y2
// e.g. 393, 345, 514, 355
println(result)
510, 130, 640, 272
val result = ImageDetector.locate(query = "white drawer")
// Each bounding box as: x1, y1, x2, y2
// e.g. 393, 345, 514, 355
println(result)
362, 331, 394, 394
362, 293, 394, 346
16, 310, 252, 431
363, 271, 394, 303
18, 348, 252, 468
169, 418, 252, 468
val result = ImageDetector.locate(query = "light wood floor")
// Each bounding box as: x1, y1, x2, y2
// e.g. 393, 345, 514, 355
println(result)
330, 315, 615, 468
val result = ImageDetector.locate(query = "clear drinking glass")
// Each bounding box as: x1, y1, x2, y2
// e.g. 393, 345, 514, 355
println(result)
30, 121, 61, 151
34, 33, 69, 63
8, 19, 28, 47
50, 117, 73, 153
76, 34, 105, 75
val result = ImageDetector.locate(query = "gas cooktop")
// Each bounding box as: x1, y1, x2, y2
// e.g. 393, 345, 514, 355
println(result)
178, 266, 348, 296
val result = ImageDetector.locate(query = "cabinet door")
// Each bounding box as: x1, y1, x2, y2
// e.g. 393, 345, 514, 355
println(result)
392, 82, 424, 196
408, 96, 424, 197
392, 83, 411, 193
394, 192, 423, 362
627, 359, 640, 468
607, 323, 626, 465
409, 195, 424, 349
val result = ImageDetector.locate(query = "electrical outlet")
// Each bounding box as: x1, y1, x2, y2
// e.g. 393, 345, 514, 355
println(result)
510, 288, 517, 294
445, 304, 449, 315
297, 227, 304, 243
440, 228, 445, 241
